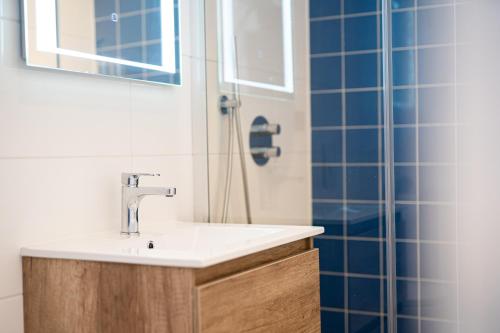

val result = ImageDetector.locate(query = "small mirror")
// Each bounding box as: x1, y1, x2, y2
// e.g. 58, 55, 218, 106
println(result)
21, 0, 181, 85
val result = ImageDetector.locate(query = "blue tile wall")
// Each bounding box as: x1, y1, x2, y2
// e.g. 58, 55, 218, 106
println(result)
346, 204, 380, 238
348, 277, 381, 312
393, 50, 416, 86
344, 0, 378, 14
315, 238, 344, 272
396, 242, 418, 277
321, 275, 345, 308
345, 54, 378, 88
344, 16, 378, 51
321, 311, 345, 332
392, 11, 415, 47
313, 167, 343, 200
393, 89, 416, 124
313, 130, 343, 163
397, 280, 418, 316
346, 129, 379, 163
312, 93, 343, 127
311, 57, 342, 90
311, 1, 385, 331
397, 318, 418, 333
394, 127, 416, 162
395, 204, 417, 239
349, 314, 382, 333
313, 203, 344, 236
310, 1, 458, 332
394, 166, 417, 201
346, 167, 380, 201
348, 240, 380, 275
346, 92, 379, 126
310, 0, 340, 18
392, 0, 415, 9
311, 20, 341, 54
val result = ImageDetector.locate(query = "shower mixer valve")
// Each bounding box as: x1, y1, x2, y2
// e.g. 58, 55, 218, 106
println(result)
249, 116, 282, 166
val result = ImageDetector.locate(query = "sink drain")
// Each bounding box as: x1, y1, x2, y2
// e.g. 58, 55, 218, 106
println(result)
147, 241, 154, 249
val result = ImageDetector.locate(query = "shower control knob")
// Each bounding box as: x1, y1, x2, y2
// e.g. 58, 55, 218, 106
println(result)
250, 123, 281, 135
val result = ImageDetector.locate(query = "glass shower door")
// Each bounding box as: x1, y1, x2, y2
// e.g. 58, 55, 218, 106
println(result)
385, 0, 459, 332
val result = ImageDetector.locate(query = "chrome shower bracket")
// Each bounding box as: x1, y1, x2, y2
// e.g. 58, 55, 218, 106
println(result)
219, 95, 239, 115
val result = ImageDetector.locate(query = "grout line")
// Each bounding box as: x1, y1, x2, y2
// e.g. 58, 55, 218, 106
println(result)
452, 0, 461, 330
413, 4, 422, 331
321, 306, 386, 317
376, 1, 386, 329
312, 122, 462, 130
311, 49, 381, 58
322, 306, 458, 324
317, 235, 459, 246
340, 1, 349, 331
0, 153, 198, 161
310, 43, 463, 60
313, 125, 383, 130
311, 11, 381, 22
310, 2, 458, 24
320, 271, 458, 284
313, 198, 456, 205
0, 294, 22, 301
311, 82, 460, 95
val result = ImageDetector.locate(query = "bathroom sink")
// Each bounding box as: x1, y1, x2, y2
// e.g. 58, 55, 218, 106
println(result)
21, 222, 324, 268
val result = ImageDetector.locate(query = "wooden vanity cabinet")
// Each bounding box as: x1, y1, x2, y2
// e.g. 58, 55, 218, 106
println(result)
22, 238, 320, 333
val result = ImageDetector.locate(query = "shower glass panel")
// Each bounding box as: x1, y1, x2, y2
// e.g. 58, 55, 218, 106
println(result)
387, 0, 459, 332
206, 0, 462, 332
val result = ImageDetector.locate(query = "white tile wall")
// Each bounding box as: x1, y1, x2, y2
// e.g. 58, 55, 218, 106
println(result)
0, 0, 207, 330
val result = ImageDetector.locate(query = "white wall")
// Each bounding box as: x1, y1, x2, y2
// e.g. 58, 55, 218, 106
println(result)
0, 0, 206, 331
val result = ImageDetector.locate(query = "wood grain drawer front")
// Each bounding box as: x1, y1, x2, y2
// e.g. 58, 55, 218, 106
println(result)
194, 250, 321, 333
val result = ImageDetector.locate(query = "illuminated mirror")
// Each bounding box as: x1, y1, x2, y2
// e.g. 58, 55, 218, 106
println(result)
219, 0, 294, 93
22, 0, 181, 85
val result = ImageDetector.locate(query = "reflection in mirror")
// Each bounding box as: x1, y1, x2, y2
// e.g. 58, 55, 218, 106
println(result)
219, 0, 294, 93
22, 0, 181, 85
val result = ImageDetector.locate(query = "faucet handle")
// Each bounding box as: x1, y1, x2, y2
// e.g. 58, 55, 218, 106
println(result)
121, 173, 160, 186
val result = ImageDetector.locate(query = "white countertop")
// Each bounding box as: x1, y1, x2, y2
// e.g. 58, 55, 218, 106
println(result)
21, 222, 324, 268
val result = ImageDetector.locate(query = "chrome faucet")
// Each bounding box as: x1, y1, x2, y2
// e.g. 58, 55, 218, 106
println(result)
121, 173, 176, 236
